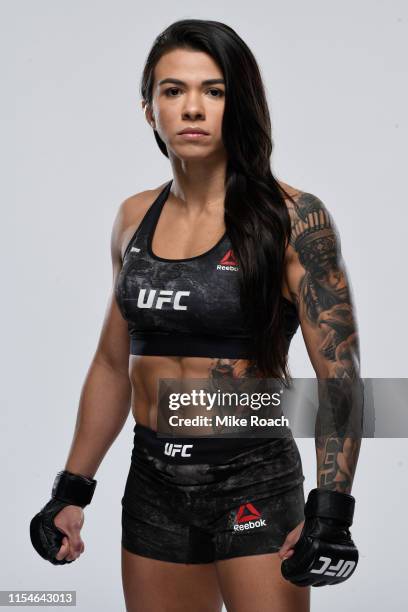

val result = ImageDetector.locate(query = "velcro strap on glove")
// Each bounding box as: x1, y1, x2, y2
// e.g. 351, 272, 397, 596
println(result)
305, 488, 355, 526
51, 470, 97, 508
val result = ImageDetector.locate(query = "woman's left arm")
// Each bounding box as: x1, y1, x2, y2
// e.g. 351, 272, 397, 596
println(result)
284, 191, 363, 495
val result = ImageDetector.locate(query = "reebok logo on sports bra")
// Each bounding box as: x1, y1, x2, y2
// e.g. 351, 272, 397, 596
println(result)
216, 249, 239, 271
115, 179, 300, 358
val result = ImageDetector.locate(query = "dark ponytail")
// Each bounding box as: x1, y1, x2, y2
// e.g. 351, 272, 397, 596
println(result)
141, 19, 297, 382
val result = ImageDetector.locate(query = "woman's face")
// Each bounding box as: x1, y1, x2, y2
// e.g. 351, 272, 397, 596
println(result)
144, 48, 226, 160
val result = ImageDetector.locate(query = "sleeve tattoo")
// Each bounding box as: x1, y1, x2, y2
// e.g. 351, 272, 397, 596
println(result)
289, 192, 363, 494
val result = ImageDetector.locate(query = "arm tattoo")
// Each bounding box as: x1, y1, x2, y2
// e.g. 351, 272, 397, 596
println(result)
316, 435, 361, 492
290, 193, 363, 494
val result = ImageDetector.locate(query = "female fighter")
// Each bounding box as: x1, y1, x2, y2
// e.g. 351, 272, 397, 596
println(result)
30, 19, 362, 612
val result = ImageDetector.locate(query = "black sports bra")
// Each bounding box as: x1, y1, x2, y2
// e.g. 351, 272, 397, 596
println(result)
115, 180, 300, 358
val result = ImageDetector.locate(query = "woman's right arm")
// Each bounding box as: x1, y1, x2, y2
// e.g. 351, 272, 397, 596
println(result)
31, 192, 155, 565
62, 196, 135, 479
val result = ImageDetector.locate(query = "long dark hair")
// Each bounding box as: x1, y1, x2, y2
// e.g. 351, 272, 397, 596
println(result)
141, 19, 297, 382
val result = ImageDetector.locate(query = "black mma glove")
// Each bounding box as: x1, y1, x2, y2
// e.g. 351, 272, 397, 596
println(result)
30, 470, 97, 565
281, 488, 359, 587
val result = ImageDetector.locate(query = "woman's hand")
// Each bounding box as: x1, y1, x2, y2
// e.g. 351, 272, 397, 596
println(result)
278, 520, 305, 561
53, 505, 85, 562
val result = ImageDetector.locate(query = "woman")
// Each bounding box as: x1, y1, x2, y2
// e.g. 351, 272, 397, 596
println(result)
30, 19, 362, 612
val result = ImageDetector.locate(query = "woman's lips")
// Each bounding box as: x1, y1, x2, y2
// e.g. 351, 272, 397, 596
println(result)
178, 132, 209, 139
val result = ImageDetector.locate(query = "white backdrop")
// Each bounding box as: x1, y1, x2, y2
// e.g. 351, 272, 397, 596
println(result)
4, 0, 408, 610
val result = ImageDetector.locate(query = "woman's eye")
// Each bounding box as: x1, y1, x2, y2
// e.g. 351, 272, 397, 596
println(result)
165, 87, 181, 96
208, 88, 224, 97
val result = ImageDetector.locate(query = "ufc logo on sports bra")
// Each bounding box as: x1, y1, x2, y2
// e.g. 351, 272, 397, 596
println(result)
311, 556, 356, 578
137, 289, 190, 310
164, 443, 193, 457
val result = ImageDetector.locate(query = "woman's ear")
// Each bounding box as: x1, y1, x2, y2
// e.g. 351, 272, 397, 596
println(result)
142, 99, 155, 129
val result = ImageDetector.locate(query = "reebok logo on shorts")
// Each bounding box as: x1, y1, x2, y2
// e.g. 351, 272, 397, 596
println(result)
233, 502, 267, 531
216, 249, 239, 271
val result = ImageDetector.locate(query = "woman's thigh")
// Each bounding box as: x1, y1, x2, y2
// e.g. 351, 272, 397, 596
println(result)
215, 552, 310, 612
121, 546, 224, 612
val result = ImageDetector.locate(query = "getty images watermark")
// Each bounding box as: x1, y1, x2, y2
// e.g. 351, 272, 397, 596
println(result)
166, 386, 288, 429
157, 377, 291, 438
156, 377, 408, 439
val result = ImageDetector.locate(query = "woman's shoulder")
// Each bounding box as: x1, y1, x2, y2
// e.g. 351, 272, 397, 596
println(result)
276, 180, 305, 224
277, 179, 304, 202
120, 181, 168, 219
277, 180, 331, 220
114, 182, 168, 260
277, 182, 339, 262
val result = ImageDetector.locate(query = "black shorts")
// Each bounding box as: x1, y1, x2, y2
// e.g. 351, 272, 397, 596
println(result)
121, 423, 305, 564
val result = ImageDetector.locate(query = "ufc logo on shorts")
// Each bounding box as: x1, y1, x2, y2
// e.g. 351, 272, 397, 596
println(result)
137, 289, 190, 310
311, 556, 356, 578
164, 443, 193, 457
